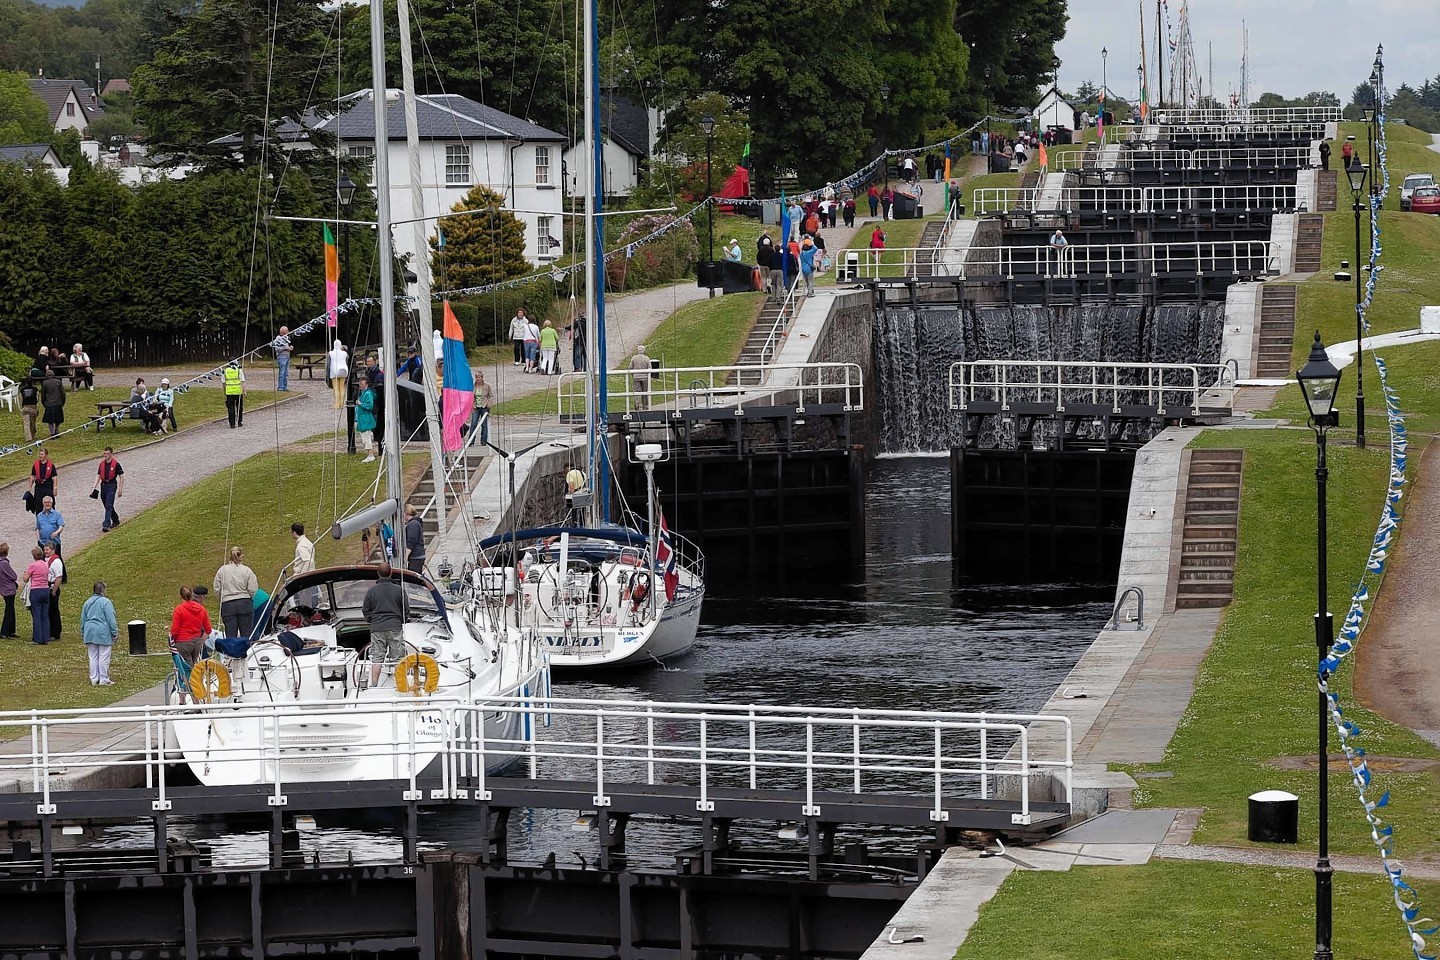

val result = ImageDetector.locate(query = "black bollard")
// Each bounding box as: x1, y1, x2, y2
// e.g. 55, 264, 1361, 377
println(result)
127, 620, 146, 656
1248, 790, 1299, 843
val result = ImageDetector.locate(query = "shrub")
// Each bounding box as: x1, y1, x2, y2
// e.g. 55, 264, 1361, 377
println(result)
605, 215, 699, 292
0, 344, 30, 382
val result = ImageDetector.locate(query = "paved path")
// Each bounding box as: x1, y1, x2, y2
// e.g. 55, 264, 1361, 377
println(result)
1354, 438, 1440, 745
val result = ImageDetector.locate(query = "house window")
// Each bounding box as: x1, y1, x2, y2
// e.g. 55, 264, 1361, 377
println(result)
66, 103, 75, 117
537, 216, 556, 257
346, 144, 375, 181
535, 146, 551, 185
446, 144, 471, 185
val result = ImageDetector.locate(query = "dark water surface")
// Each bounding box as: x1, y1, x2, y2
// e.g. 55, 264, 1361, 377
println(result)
92, 457, 1108, 866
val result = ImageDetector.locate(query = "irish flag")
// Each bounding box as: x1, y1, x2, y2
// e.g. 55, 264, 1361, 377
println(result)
440, 301, 474, 451
324, 223, 339, 327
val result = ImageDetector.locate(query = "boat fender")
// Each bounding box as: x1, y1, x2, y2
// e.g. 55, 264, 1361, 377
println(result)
189, 659, 233, 702
395, 652, 441, 695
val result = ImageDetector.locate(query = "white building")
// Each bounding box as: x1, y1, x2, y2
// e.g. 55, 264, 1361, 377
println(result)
28, 78, 98, 136
1031, 86, 1081, 132
295, 90, 569, 269
562, 94, 654, 199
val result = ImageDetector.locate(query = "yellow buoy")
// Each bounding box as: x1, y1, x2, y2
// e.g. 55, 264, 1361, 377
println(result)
188, 659, 233, 702
394, 653, 440, 695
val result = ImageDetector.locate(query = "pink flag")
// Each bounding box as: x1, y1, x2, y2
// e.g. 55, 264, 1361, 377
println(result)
439, 301, 474, 451
324, 223, 339, 327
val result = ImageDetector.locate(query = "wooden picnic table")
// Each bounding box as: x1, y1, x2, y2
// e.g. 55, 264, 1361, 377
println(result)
292, 352, 327, 379
93, 400, 130, 429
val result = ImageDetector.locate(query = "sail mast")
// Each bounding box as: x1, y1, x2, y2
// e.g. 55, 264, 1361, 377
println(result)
584, 0, 609, 524
368, 0, 403, 542
396, 0, 448, 554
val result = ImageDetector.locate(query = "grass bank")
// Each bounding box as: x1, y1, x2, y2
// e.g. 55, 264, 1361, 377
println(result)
954, 860, 1432, 960
0, 387, 278, 487
492, 292, 765, 417
0, 450, 384, 713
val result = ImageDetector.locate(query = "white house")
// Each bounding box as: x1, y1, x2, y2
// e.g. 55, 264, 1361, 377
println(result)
563, 94, 654, 199
1031, 86, 1080, 132
0, 143, 63, 168
318, 90, 569, 270
28, 78, 98, 136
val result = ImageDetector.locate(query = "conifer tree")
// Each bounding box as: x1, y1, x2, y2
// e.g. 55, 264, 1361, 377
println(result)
430, 186, 530, 292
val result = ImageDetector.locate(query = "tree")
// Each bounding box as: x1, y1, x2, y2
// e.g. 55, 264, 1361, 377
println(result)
0, 69, 51, 144
1073, 80, 1098, 103
430, 186, 529, 292
132, 0, 333, 169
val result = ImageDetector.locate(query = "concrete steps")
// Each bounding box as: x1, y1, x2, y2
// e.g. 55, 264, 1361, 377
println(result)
1255, 285, 1298, 380
1294, 213, 1325, 273
1175, 449, 1243, 609
1021, 171, 1041, 190
1315, 170, 1338, 212
406, 451, 489, 539
736, 296, 798, 370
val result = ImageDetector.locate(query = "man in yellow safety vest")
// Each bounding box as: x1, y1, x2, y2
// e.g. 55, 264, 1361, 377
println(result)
222, 361, 245, 428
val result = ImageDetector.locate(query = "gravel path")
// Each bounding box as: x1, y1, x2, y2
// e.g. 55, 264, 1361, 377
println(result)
1353, 439, 1440, 745
1157, 842, 1440, 879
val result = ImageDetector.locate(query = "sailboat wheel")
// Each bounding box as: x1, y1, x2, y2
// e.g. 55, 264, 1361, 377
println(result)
536, 560, 609, 621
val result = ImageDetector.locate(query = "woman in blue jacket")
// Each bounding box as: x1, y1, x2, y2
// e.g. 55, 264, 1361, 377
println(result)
81, 581, 118, 686
356, 375, 377, 462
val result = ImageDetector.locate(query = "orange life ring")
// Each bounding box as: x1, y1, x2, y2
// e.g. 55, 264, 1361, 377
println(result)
189, 659, 233, 702
395, 653, 440, 695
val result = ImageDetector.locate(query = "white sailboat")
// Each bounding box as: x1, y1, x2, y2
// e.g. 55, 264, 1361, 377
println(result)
166, 0, 546, 785
468, 0, 705, 669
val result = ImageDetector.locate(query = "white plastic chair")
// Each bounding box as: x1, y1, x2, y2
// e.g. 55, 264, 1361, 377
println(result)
0, 375, 17, 412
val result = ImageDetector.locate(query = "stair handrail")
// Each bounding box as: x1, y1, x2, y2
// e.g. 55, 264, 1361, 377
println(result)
411, 407, 486, 535
756, 274, 804, 368
1106, 586, 1145, 631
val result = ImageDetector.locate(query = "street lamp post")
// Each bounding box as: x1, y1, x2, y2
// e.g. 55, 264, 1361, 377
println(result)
338, 173, 358, 454
1101, 47, 1108, 143
1345, 161, 1367, 450
700, 113, 716, 299
1297, 331, 1342, 960
981, 69, 990, 164
880, 84, 891, 189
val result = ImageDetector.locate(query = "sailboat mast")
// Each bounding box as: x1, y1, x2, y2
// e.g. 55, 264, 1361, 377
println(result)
368, 0, 404, 541
396, 0, 449, 554
584, 0, 609, 524
1156, 0, 1164, 109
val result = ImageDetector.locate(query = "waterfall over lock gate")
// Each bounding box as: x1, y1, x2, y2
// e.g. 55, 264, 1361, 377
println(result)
872, 302, 1227, 454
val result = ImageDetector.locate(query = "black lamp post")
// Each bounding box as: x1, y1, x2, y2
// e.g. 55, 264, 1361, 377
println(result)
338, 173, 357, 454
879, 84, 891, 189
701, 113, 716, 299
1101, 46, 1108, 142
1297, 331, 1342, 960
981, 68, 990, 162
1345, 161, 1367, 450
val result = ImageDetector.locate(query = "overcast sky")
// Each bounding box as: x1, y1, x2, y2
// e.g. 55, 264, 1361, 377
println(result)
1054, 1, 1437, 105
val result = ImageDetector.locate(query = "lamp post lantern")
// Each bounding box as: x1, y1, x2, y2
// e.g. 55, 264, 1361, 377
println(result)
1297, 331, 1342, 960
879, 84, 891, 189
700, 113, 716, 298
1345, 160, 1367, 450
338, 173, 358, 454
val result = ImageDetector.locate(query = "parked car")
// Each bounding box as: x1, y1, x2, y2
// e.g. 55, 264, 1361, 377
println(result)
1400, 173, 1435, 211
1410, 186, 1440, 215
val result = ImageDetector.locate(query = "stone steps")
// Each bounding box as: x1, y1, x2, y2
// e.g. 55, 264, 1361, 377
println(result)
1294, 213, 1325, 273
1255, 285, 1298, 379
1315, 170, 1339, 212
1175, 450, 1243, 609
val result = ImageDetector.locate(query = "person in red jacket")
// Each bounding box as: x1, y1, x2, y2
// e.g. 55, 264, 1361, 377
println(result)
169, 584, 212, 668
867, 184, 880, 218
870, 225, 887, 249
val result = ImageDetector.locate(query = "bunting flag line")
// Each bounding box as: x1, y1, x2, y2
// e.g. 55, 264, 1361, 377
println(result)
439, 300, 473, 452
323, 223, 340, 328
1311, 70, 1435, 960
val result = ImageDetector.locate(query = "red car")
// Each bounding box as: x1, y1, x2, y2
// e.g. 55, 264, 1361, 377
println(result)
1411, 186, 1440, 215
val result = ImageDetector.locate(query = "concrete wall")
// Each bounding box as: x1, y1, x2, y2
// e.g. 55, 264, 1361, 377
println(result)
1268, 213, 1297, 276
1221, 281, 1263, 379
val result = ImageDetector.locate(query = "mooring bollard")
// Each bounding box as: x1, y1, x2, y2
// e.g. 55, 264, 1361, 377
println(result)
128, 620, 147, 656
1248, 789, 1299, 843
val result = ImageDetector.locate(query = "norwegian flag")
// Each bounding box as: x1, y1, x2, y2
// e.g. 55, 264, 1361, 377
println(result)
656, 510, 679, 601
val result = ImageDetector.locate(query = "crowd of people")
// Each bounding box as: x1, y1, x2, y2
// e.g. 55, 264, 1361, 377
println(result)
16, 346, 185, 442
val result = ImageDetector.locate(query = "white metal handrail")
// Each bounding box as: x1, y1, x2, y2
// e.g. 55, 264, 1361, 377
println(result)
555, 362, 865, 419
1160, 106, 1342, 124
833, 247, 963, 281
0, 696, 1074, 825
974, 184, 1299, 216
1115, 123, 1327, 142
974, 240, 1273, 280
1055, 145, 1313, 172
757, 273, 805, 365
948, 360, 1237, 417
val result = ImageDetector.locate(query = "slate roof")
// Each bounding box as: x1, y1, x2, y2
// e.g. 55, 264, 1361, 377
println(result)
27, 79, 97, 125
0, 143, 61, 166
599, 93, 649, 157
317, 90, 566, 143
101, 79, 131, 97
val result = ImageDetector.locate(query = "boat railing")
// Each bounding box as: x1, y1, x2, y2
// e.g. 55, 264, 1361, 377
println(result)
0, 697, 1073, 824
556, 361, 864, 419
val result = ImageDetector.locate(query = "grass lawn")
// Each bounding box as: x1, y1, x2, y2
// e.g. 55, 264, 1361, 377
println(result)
492, 292, 765, 417
954, 860, 1432, 960
0, 386, 278, 487
1126, 427, 1440, 856
0, 450, 386, 713
1330, 122, 1439, 212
